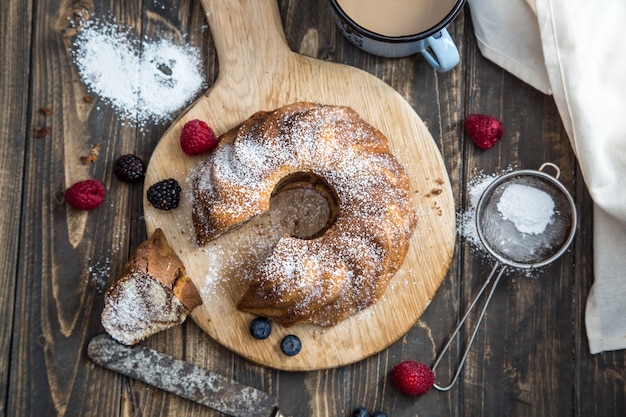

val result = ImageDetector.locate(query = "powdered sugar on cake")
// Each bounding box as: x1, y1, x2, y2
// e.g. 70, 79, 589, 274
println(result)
191, 103, 417, 326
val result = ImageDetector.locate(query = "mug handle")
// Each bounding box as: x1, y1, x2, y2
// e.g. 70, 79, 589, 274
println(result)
421, 29, 460, 72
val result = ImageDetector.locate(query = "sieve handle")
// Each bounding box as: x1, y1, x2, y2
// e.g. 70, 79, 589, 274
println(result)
431, 263, 507, 391
538, 162, 561, 179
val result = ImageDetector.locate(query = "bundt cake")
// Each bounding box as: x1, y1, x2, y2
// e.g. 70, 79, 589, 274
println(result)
102, 228, 202, 345
192, 102, 417, 326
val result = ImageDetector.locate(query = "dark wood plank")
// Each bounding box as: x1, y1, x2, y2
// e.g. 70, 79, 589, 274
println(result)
0, 0, 33, 415
10, 0, 147, 413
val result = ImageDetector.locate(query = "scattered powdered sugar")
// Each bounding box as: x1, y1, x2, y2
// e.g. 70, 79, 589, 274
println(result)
497, 183, 555, 235
87, 223, 126, 292
457, 170, 503, 250
88, 257, 112, 293
72, 18, 205, 125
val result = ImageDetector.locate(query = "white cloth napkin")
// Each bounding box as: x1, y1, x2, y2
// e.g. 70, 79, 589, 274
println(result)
467, 0, 626, 353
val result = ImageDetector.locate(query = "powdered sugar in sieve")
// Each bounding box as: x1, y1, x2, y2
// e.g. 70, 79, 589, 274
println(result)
476, 162, 576, 268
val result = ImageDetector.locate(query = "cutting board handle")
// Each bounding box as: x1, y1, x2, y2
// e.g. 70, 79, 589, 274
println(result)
200, 0, 291, 77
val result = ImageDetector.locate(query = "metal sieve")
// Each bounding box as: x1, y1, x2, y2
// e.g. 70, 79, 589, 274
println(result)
432, 162, 577, 391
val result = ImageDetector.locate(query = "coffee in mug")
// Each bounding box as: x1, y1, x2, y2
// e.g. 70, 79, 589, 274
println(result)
336, 0, 458, 37
330, 0, 465, 72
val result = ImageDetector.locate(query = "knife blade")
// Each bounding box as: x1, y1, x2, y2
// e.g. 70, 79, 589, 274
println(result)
88, 334, 283, 417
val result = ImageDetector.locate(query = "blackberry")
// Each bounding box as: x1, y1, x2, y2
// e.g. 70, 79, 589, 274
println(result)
113, 154, 145, 183
352, 407, 370, 417
249, 317, 272, 340
280, 334, 302, 356
147, 178, 181, 210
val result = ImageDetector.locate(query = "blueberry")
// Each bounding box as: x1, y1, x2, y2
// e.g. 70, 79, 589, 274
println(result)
352, 407, 370, 417
280, 334, 302, 356
372, 412, 387, 417
249, 317, 272, 339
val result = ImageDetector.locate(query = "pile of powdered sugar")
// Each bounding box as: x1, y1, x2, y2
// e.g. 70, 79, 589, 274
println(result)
497, 183, 555, 235
72, 18, 205, 125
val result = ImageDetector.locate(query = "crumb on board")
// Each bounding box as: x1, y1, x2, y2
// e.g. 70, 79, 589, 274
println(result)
80, 144, 101, 164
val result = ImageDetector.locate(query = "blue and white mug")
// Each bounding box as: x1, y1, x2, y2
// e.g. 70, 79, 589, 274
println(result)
330, 0, 465, 72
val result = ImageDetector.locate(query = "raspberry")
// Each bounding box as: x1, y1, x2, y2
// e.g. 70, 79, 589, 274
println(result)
390, 360, 435, 396
180, 119, 217, 155
113, 154, 145, 183
65, 179, 105, 210
464, 113, 504, 150
146, 178, 181, 210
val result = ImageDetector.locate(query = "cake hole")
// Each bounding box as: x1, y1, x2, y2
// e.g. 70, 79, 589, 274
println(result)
271, 172, 339, 239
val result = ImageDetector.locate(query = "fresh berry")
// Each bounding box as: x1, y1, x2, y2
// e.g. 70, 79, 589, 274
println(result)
146, 178, 181, 210
180, 119, 218, 156
250, 317, 272, 340
113, 154, 145, 183
390, 360, 435, 396
280, 334, 302, 356
372, 412, 387, 417
352, 407, 370, 417
464, 113, 504, 150
65, 179, 105, 210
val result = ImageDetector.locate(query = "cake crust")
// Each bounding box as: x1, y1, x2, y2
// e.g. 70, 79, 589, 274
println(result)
192, 102, 416, 326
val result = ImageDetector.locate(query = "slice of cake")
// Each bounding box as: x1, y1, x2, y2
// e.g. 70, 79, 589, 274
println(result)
101, 228, 202, 345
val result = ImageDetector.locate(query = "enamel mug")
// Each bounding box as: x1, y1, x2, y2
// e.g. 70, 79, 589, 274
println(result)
330, 0, 465, 72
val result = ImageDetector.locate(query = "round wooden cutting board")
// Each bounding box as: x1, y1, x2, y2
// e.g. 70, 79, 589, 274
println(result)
143, 0, 456, 371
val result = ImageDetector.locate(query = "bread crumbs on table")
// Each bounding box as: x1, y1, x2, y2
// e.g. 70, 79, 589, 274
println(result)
40, 106, 52, 115
80, 144, 101, 164
34, 126, 50, 138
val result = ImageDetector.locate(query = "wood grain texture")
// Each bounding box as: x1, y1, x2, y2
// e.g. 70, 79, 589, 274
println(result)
0, 1, 32, 415
144, 0, 455, 371
3, 0, 625, 416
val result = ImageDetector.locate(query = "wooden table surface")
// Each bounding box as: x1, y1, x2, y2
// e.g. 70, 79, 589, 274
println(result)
1, 1, 624, 416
